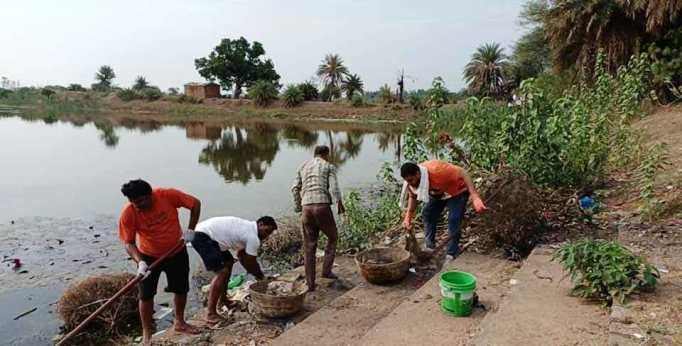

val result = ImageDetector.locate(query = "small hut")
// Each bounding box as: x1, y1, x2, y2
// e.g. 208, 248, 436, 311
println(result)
184, 82, 220, 99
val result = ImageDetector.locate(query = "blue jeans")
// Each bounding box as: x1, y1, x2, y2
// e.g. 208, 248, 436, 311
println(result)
422, 192, 469, 256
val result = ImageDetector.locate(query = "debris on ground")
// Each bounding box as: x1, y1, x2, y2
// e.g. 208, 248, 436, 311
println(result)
13, 307, 37, 320
57, 273, 139, 345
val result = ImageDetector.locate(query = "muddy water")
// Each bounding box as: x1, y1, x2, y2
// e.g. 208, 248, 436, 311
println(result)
0, 114, 402, 345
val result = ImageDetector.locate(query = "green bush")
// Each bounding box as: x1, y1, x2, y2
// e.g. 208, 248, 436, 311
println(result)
408, 94, 425, 111
141, 87, 163, 101
378, 84, 393, 104
67, 84, 86, 92
173, 94, 201, 104
282, 85, 304, 107
116, 88, 140, 102
554, 239, 659, 305
248, 80, 279, 107
405, 52, 652, 188
320, 84, 341, 102
340, 163, 402, 252
298, 81, 319, 101
350, 94, 366, 108
426, 77, 449, 108
41, 88, 56, 98
0, 88, 12, 99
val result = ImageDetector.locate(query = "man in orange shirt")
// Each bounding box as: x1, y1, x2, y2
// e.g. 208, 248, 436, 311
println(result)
119, 179, 202, 345
400, 161, 487, 261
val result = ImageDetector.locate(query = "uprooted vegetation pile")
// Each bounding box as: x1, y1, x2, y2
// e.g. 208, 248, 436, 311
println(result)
57, 273, 139, 345
464, 169, 598, 259
472, 170, 546, 258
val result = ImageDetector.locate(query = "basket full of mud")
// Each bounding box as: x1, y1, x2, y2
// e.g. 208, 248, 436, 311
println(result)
249, 280, 308, 319
355, 247, 411, 284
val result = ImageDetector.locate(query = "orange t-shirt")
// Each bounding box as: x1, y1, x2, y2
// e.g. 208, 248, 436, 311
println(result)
421, 160, 468, 198
119, 188, 197, 258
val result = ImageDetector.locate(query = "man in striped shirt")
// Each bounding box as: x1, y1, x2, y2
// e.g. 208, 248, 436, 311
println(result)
292, 145, 345, 291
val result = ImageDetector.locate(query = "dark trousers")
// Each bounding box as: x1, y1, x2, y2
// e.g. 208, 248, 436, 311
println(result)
302, 203, 338, 289
422, 192, 469, 256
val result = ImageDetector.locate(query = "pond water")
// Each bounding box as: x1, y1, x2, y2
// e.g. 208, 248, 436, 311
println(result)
0, 115, 402, 222
0, 113, 403, 345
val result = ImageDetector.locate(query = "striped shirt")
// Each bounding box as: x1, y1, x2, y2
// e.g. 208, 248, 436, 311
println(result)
292, 157, 342, 212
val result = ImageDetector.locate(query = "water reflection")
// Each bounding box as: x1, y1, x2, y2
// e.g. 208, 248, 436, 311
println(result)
0, 111, 403, 184
198, 124, 280, 184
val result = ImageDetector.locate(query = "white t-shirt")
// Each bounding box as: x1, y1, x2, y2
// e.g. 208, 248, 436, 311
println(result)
195, 217, 260, 256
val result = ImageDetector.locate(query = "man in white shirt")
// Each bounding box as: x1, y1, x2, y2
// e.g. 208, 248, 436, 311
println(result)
189, 216, 277, 323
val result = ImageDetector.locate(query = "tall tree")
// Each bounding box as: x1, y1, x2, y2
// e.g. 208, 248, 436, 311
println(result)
93, 65, 116, 91
341, 73, 364, 99
195, 37, 280, 98
463, 42, 509, 97
133, 76, 149, 91
508, 26, 551, 85
536, 0, 682, 76
317, 54, 348, 92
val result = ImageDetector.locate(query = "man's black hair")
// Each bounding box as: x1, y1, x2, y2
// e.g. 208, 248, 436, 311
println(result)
121, 179, 152, 199
314, 145, 330, 157
257, 216, 278, 229
400, 162, 420, 178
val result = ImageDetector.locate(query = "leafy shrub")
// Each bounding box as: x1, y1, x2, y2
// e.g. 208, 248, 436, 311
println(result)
282, 85, 304, 107
340, 163, 401, 252
116, 88, 140, 102
378, 84, 393, 104
320, 84, 341, 102
41, 88, 56, 98
298, 81, 319, 101
67, 84, 86, 92
554, 239, 659, 305
634, 143, 669, 219
405, 52, 652, 188
176, 94, 202, 104
0, 88, 12, 98
248, 80, 279, 107
167, 87, 180, 96
350, 94, 366, 108
141, 87, 163, 101
426, 77, 449, 108
408, 93, 425, 111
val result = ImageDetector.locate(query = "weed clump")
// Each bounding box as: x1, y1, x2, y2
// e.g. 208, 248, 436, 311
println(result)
554, 239, 659, 306
57, 273, 139, 345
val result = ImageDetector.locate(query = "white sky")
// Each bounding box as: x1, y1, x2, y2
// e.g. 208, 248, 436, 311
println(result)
1, 0, 527, 92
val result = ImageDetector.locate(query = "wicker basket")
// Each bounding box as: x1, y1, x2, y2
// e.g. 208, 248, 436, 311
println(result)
355, 247, 411, 284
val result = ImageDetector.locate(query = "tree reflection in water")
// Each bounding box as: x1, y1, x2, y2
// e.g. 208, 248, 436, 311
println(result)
93, 120, 119, 148
196, 122, 402, 184
198, 124, 280, 184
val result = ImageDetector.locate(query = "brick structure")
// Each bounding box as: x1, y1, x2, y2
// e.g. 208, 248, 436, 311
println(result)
184, 82, 220, 99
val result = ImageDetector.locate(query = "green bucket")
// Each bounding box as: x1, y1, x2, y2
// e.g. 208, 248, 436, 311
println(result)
439, 271, 477, 317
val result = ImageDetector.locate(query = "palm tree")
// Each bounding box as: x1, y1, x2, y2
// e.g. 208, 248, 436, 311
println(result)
317, 54, 349, 92
463, 42, 509, 97
341, 73, 364, 99
537, 0, 682, 75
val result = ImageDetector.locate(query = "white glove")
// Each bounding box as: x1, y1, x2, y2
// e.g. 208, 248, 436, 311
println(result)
182, 229, 196, 242
137, 261, 150, 279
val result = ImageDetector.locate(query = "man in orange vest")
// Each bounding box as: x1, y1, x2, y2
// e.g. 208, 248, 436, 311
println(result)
400, 160, 487, 261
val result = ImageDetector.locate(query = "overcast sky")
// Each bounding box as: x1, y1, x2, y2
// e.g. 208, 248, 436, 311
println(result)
1, 0, 527, 92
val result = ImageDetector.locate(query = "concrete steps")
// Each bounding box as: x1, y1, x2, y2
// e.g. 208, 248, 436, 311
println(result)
270, 271, 421, 346
358, 253, 516, 346
471, 246, 609, 346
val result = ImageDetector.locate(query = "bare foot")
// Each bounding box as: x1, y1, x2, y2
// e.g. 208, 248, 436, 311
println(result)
205, 313, 226, 324
174, 321, 201, 335
322, 272, 338, 280
140, 337, 152, 346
